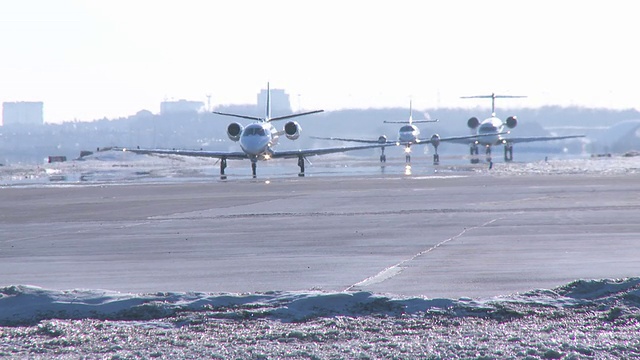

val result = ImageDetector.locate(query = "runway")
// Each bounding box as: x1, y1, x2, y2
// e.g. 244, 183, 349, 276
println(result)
2, 167, 640, 298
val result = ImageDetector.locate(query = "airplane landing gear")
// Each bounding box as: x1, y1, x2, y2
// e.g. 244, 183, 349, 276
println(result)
485, 145, 492, 163
298, 155, 305, 177
251, 161, 257, 178
433, 145, 440, 165
504, 143, 513, 162
380, 147, 386, 163
470, 144, 479, 164
220, 158, 227, 180
404, 145, 412, 164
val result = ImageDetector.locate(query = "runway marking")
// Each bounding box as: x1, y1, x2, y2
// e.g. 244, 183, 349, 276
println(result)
2, 220, 157, 244
344, 216, 512, 291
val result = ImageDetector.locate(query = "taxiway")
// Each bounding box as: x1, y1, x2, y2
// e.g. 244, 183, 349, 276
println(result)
2, 172, 639, 298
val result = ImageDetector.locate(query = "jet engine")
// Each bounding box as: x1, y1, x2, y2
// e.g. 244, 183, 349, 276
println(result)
377, 135, 388, 143
430, 134, 441, 148
467, 117, 480, 129
284, 121, 301, 140
506, 116, 518, 128
227, 122, 243, 142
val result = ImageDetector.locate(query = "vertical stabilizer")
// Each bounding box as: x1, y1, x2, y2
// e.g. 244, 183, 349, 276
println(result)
408, 99, 413, 124
490, 93, 496, 115
266, 82, 271, 121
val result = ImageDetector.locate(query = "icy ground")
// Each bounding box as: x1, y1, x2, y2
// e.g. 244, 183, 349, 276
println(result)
1, 278, 640, 358
2, 150, 640, 186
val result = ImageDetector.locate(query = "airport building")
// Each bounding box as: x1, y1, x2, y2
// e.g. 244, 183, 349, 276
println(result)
257, 88, 292, 115
2, 101, 44, 126
160, 99, 205, 115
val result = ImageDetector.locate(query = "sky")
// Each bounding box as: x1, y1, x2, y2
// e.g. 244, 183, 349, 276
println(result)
0, 0, 638, 123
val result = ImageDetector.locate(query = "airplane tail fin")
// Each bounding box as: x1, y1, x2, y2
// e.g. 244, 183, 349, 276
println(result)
213, 82, 323, 122
461, 93, 526, 115
383, 99, 437, 124
409, 100, 413, 125
266, 82, 271, 121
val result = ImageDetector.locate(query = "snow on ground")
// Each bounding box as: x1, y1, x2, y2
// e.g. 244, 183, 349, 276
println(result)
2, 150, 640, 187
1, 278, 639, 358
488, 152, 640, 176
1, 278, 639, 326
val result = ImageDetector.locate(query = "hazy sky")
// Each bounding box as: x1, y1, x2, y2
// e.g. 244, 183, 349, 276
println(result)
1, 0, 637, 123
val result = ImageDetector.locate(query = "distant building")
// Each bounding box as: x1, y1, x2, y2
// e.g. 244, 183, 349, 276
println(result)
257, 88, 292, 115
2, 101, 44, 126
160, 99, 204, 115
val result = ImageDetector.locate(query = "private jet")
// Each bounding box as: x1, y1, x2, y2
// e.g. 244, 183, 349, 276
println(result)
312, 101, 485, 164
447, 93, 585, 164
114, 84, 386, 179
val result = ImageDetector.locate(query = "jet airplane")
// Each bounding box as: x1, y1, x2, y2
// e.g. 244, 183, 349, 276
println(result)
447, 93, 585, 164
115, 84, 386, 179
313, 101, 487, 164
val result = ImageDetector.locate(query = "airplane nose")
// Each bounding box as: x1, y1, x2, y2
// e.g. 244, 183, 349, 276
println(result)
240, 136, 269, 155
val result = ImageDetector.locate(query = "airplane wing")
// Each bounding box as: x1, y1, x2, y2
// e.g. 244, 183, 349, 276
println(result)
309, 136, 393, 144
428, 132, 513, 145
501, 135, 585, 144
114, 147, 249, 159
112, 144, 385, 160
414, 134, 498, 145
271, 143, 387, 159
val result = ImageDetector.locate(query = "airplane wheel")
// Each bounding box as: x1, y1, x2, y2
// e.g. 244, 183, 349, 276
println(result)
298, 156, 305, 177
433, 154, 439, 165
380, 154, 386, 163
504, 144, 514, 162
220, 158, 227, 178
470, 144, 479, 155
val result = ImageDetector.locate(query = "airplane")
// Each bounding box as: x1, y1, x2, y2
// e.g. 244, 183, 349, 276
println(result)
312, 101, 489, 164
446, 93, 585, 164
113, 84, 386, 179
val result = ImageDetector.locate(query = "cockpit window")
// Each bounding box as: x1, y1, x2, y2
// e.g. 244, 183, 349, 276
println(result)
400, 125, 415, 132
243, 127, 266, 136
479, 124, 498, 132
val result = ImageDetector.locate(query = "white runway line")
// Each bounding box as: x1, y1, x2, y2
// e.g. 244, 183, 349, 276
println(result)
345, 216, 511, 291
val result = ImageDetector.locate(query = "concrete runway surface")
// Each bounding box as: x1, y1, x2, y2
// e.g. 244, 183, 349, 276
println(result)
2, 173, 640, 298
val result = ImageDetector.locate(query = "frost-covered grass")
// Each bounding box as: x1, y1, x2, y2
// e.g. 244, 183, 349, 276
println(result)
2, 304, 639, 359
1, 278, 640, 358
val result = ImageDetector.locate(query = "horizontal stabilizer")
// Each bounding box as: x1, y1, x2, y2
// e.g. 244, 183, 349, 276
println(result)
212, 111, 264, 122
269, 109, 324, 122
460, 95, 527, 99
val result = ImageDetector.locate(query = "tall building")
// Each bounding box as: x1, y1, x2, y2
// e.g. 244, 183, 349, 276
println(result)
257, 88, 292, 115
160, 99, 204, 115
2, 101, 44, 126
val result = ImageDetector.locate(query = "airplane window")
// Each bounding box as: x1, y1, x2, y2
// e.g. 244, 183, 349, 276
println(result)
243, 127, 266, 136
400, 125, 414, 132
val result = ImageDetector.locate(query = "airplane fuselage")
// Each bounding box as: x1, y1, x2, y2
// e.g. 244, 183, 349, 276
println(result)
239, 123, 279, 159
475, 117, 506, 146
398, 124, 420, 144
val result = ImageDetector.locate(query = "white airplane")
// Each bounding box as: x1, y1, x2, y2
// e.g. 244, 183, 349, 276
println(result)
448, 93, 585, 164
313, 101, 488, 164
115, 84, 386, 179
